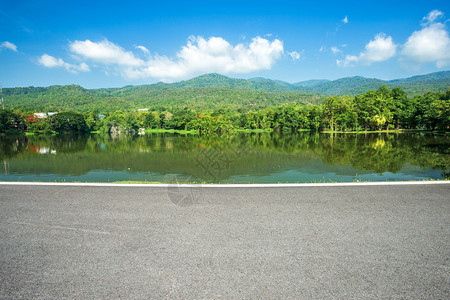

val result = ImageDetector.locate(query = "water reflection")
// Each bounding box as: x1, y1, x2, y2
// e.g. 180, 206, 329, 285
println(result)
0, 132, 448, 182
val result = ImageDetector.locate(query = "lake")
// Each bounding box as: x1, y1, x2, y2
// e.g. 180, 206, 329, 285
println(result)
0, 132, 448, 183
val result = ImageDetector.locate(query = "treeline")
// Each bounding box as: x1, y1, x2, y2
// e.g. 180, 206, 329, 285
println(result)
0, 87, 448, 134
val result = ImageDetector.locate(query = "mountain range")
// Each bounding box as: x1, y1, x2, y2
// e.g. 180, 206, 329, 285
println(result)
3, 71, 449, 112
154, 71, 450, 95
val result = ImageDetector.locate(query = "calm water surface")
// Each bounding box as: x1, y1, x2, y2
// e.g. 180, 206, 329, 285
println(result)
0, 132, 448, 183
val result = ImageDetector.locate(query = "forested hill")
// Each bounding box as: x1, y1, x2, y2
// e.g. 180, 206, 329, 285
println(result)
156, 73, 300, 93
304, 72, 450, 95
4, 85, 322, 113
3, 71, 449, 112
151, 71, 450, 95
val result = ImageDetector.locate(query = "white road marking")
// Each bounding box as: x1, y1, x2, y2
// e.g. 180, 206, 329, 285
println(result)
9, 221, 111, 235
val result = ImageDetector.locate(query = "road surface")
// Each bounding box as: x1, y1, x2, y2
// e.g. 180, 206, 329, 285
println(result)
0, 183, 449, 298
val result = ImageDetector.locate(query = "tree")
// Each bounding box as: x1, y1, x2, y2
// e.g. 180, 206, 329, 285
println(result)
354, 91, 379, 131
100, 111, 138, 134
390, 87, 408, 130
374, 86, 394, 131
305, 105, 323, 131
0, 109, 20, 133
47, 112, 89, 133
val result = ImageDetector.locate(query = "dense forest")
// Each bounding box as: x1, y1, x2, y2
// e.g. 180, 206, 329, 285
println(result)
0, 86, 448, 134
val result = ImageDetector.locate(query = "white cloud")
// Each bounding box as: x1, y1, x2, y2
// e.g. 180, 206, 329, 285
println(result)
331, 46, 341, 54
1, 41, 17, 51
130, 36, 284, 81
288, 51, 301, 60
364, 34, 397, 62
136, 45, 150, 55
70, 39, 144, 67
336, 10, 450, 69
39, 54, 90, 73
337, 33, 397, 66
342, 16, 348, 24
42, 36, 284, 82
402, 10, 450, 68
422, 9, 443, 25
319, 46, 325, 52
39, 54, 63, 68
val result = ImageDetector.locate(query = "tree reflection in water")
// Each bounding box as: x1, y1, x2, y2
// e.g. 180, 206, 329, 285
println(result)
0, 132, 448, 182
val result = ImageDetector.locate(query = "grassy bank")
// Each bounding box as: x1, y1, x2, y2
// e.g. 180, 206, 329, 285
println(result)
320, 129, 449, 134
143, 128, 197, 134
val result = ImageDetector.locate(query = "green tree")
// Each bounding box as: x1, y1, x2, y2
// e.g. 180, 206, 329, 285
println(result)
47, 112, 89, 133
100, 111, 138, 134
0, 109, 21, 133
390, 87, 409, 130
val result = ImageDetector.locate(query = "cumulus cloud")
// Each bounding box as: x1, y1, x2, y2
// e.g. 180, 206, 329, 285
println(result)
70, 39, 144, 67
342, 16, 348, 24
337, 33, 397, 66
41, 36, 285, 81
1, 41, 17, 51
288, 51, 301, 60
38, 54, 90, 73
402, 10, 450, 68
132, 36, 283, 81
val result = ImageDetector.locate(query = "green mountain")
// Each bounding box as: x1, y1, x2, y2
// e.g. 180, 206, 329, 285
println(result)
247, 77, 297, 92
297, 71, 450, 96
306, 76, 388, 95
389, 71, 450, 83
167, 73, 252, 89
4, 84, 321, 113
147, 71, 450, 95
3, 71, 449, 113
163, 73, 299, 93
293, 79, 330, 87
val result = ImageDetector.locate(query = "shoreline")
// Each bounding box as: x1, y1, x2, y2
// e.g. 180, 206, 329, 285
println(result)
2, 128, 449, 136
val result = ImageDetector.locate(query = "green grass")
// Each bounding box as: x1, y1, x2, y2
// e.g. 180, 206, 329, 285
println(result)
320, 129, 446, 134
143, 128, 197, 134
236, 128, 273, 133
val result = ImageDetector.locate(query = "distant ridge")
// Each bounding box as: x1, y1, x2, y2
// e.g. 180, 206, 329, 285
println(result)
8, 70, 449, 95
138, 70, 450, 95
290, 71, 450, 95
293, 79, 330, 88
389, 71, 450, 83
303, 76, 387, 95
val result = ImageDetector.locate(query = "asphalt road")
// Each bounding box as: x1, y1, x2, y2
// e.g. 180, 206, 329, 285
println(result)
0, 183, 449, 299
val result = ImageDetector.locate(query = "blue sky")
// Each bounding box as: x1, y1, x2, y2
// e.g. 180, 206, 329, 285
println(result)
1, 0, 449, 88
